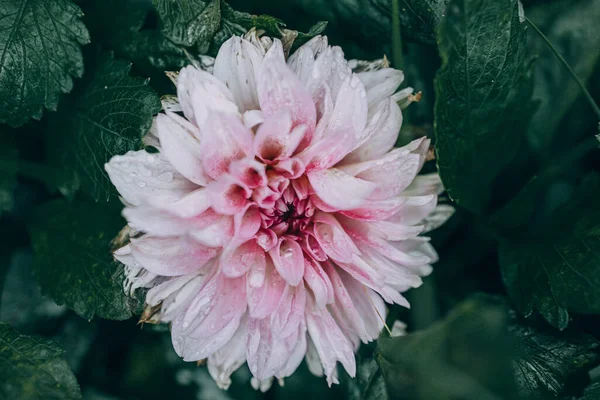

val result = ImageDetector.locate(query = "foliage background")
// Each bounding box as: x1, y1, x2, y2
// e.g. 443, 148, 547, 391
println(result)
1, 0, 600, 399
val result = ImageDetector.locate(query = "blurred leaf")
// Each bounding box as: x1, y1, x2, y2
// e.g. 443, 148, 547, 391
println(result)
28, 197, 142, 320
526, 0, 600, 153
0, 322, 82, 399
0, 249, 65, 332
499, 175, 600, 329
0, 128, 17, 215
341, 356, 388, 400
81, 0, 189, 71
580, 382, 600, 399
511, 314, 600, 399
0, 0, 90, 127
434, 0, 536, 214
376, 294, 518, 400
47, 51, 161, 201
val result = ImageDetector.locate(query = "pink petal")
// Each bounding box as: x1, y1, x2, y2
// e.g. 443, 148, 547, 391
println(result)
341, 142, 427, 200
313, 212, 360, 263
177, 66, 237, 127
207, 174, 251, 215
308, 168, 376, 210
343, 98, 402, 163
247, 256, 286, 318
246, 317, 303, 380
214, 36, 263, 112
303, 258, 334, 309
357, 68, 404, 109
303, 74, 368, 170
221, 239, 265, 278
156, 112, 212, 186
268, 237, 305, 286
200, 112, 253, 180
233, 204, 261, 240
305, 297, 356, 385
189, 215, 234, 247
253, 111, 307, 161
207, 314, 248, 389
271, 283, 307, 338
129, 235, 218, 276
340, 195, 420, 222
105, 149, 197, 207
257, 40, 316, 148
123, 206, 221, 237
228, 158, 267, 189
276, 324, 307, 379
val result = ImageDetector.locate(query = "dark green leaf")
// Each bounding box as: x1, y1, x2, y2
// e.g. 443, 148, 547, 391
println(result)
47, 51, 161, 201
153, 0, 221, 54
434, 0, 535, 214
341, 355, 389, 400
0, 0, 89, 127
376, 294, 518, 400
526, 0, 600, 152
510, 314, 600, 399
82, 0, 189, 71
0, 128, 17, 215
0, 322, 81, 399
28, 197, 142, 320
581, 382, 600, 400
499, 176, 600, 329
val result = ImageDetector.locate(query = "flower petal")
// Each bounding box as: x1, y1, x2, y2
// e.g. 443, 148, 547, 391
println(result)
308, 168, 376, 210
157, 112, 212, 186
214, 36, 263, 112
257, 40, 316, 148
357, 68, 404, 110
200, 112, 253, 180
129, 235, 218, 276
268, 237, 305, 286
207, 314, 248, 390
247, 255, 287, 318
221, 239, 265, 278
303, 258, 334, 309
105, 149, 197, 206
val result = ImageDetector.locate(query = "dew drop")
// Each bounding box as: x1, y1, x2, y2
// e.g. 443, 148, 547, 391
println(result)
136, 181, 147, 188
157, 172, 173, 183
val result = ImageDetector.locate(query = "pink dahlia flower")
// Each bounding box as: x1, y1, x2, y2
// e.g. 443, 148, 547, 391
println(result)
106, 34, 447, 389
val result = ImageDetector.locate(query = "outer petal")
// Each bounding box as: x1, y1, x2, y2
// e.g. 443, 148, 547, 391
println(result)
306, 297, 356, 385
207, 314, 248, 390
357, 68, 404, 110
343, 98, 402, 163
308, 168, 376, 210
302, 74, 368, 170
221, 239, 265, 278
303, 258, 334, 308
313, 212, 361, 263
157, 112, 212, 186
129, 235, 218, 276
105, 149, 197, 206
214, 36, 263, 112
173, 273, 247, 361
177, 66, 237, 127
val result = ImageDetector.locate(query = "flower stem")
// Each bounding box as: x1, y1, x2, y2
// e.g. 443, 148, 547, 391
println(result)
391, 0, 404, 69
526, 17, 600, 121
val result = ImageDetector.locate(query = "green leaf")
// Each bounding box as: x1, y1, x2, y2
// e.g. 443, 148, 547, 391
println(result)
153, 0, 221, 54
28, 197, 142, 320
498, 176, 600, 329
0, 0, 89, 127
581, 382, 600, 400
376, 294, 518, 400
511, 314, 600, 399
0, 127, 17, 215
81, 0, 189, 71
0, 323, 81, 399
526, 0, 600, 153
341, 355, 389, 400
47, 51, 161, 201
434, 0, 535, 214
